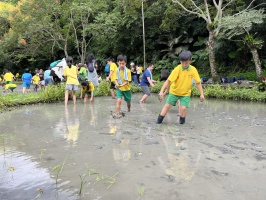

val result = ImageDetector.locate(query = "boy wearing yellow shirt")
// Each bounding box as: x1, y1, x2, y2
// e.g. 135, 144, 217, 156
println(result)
106, 57, 118, 99
80, 80, 95, 103
32, 72, 40, 92
157, 50, 204, 124
114, 55, 132, 118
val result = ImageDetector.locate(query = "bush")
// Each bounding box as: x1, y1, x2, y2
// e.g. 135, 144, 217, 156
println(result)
227, 70, 266, 81
191, 84, 266, 102
96, 80, 111, 96
1, 81, 265, 112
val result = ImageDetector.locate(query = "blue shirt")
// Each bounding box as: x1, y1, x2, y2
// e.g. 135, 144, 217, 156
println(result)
44, 70, 52, 79
22, 73, 32, 84
140, 69, 152, 86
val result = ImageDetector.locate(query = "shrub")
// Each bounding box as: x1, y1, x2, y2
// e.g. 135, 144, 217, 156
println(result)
96, 81, 111, 96
1, 81, 265, 112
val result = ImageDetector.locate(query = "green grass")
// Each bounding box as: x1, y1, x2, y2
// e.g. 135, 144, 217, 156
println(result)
0, 81, 265, 112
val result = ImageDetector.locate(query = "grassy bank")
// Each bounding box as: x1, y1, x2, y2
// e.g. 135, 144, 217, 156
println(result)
0, 81, 265, 112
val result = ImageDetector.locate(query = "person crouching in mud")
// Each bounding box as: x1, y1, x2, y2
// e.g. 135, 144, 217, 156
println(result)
157, 50, 204, 125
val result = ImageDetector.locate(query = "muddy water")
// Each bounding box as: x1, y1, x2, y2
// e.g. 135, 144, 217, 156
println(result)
0, 93, 266, 200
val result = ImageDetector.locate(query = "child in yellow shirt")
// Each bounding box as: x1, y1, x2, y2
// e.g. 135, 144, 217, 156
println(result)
80, 80, 95, 103
32, 72, 40, 92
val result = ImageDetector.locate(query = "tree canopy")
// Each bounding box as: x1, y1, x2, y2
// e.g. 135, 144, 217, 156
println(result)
0, 0, 265, 80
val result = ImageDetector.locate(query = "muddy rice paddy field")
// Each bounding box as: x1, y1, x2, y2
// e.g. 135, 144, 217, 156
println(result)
0, 93, 266, 200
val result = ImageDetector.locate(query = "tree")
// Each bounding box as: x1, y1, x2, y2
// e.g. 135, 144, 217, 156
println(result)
172, 0, 258, 82
70, 2, 92, 64
220, 9, 266, 81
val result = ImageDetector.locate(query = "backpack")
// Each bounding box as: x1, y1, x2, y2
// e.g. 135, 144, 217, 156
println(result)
88, 59, 96, 73
104, 64, 110, 73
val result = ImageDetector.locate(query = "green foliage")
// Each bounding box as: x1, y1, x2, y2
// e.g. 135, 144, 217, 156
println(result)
227, 70, 266, 81
151, 81, 164, 93
244, 34, 264, 49
130, 83, 142, 93
96, 80, 111, 96
220, 9, 266, 39
1, 80, 266, 112
191, 84, 266, 102
0, 84, 65, 111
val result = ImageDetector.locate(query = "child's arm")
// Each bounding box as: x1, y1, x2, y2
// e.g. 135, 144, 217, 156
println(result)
162, 86, 170, 96
147, 77, 155, 87
116, 80, 128, 88
196, 82, 204, 102
158, 79, 170, 101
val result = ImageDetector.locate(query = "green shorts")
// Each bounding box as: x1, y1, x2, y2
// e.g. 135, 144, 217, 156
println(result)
116, 89, 131, 102
166, 93, 190, 108
6, 81, 12, 84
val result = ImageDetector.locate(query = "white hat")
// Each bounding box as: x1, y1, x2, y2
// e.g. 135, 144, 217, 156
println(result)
130, 62, 135, 66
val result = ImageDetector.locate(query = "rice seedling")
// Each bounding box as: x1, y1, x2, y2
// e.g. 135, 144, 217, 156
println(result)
38, 149, 46, 160
52, 155, 68, 184
137, 186, 145, 196
105, 172, 119, 189
85, 163, 99, 176
211, 122, 220, 133
33, 188, 43, 200
78, 174, 87, 196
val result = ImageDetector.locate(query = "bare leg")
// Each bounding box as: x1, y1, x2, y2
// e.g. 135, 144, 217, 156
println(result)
110, 89, 115, 99
72, 91, 76, 105
65, 90, 69, 106
179, 106, 187, 118
160, 104, 172, 116
127, 102, 131, 112
140, 94, 148, 103
84, 94, 88, 104
116, 98, 122, 114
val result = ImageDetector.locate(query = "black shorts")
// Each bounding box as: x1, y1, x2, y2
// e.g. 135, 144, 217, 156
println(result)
110, 82, 116, 89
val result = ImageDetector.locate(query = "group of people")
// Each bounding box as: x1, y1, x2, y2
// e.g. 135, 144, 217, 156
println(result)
2, 50, 205, 125
64, 50, 204, 125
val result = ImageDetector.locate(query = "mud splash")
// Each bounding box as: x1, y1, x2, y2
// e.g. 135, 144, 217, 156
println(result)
0, 94, 266, 200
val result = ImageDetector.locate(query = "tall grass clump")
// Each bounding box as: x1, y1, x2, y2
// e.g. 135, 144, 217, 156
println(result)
191, 84, 266, 102
96, 80, 111, 96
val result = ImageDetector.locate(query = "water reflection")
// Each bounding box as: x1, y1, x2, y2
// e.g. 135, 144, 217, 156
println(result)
0, 148, 76, 200
158, 124, 198, 182
64, 106, 80, 145
111, 123, 131, 163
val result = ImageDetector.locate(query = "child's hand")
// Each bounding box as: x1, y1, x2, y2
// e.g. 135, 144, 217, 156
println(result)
200, 94, 204, 102
158, 92, 164, 102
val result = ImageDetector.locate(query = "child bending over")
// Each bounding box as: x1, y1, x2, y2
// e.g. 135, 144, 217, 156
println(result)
80, 80, 95, 103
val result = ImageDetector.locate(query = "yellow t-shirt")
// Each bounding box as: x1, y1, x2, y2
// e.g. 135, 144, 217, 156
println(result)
4, 72, 14, 82
81, 82, 95, 93
5, 83, 16, 90
32, 75, 40, 84
168, 64, 200, 96
63, 65, 79, 85
15, 73, 19, 78
139, 66, 143, 73
110, 63, 118, 82
117, 68, 131, 91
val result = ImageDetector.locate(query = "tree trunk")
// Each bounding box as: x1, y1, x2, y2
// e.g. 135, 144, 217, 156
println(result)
250, 47, 262, 81
64, 41, 68, 58
206, 29, 219, 82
